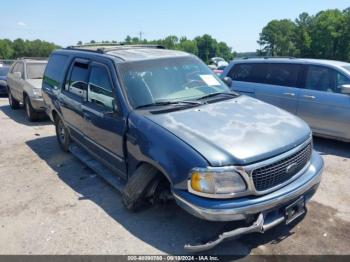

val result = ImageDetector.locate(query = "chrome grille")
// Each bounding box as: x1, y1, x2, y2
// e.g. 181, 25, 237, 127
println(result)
252, 143, 312, 191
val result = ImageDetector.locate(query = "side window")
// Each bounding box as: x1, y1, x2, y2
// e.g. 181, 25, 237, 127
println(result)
228, 64, 253, 81
305, 66, 337, 93
337, 73, 350, 88
17, 63, 24, 78
44, 54, 69, 89
66, 61, 89, 99
12, 63, 19, 73
87, 65, 114, 110
12, 62, 24, 78
228, 63, 267, 84
265, 63, 300, 87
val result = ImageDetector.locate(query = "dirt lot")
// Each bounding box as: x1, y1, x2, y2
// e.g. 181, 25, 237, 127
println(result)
0, 96, 349, 255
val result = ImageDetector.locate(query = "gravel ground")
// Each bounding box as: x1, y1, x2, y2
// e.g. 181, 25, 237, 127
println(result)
0, 97, 349, 255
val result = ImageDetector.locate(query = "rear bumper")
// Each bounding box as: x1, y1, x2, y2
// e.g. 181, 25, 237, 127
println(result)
173, 151, 323, 221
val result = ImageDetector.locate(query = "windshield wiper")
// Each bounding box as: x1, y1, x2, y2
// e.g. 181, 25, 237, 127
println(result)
135, 100, 202, 109
196, 92, 239, 101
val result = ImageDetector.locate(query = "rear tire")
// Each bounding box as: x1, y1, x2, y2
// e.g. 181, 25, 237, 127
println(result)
8, 88, 20, 110
55, 115, 70, 152
24, 96, 39, 122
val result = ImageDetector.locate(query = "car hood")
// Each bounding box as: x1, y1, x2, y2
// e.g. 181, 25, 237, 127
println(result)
0, 76, 6, 81
27, 79, 43, 89
146, 96, 311, 166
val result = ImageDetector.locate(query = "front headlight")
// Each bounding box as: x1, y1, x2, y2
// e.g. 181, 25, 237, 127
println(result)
33, 88, 42, 97
189, 168, 247, 198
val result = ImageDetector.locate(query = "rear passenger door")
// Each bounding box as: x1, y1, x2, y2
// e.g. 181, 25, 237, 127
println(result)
81, 62, 127, 177
255, 63, 301, 114
297, 65, 350, 140
59, 59, 89, 142
228, 63, 301, 114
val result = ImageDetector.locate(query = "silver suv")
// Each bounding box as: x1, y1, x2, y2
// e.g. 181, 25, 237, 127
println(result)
7, 58, 48, 121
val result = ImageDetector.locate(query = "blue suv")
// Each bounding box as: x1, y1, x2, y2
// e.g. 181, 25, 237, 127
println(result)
42, 45, 323, 251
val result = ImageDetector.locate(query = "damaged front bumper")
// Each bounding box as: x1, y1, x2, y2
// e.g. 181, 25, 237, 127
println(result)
173, 152, 323, 222
173, 151, 323, 251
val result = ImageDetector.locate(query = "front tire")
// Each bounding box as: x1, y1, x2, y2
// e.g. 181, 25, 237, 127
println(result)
8, 88, 20, 110
24, 96, 39, 122
55, 116, 70, 152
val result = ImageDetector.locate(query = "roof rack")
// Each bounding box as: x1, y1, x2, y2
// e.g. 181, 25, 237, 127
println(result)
65, 44, 166, 54
17, 57, 48, 60
241, 56, 296, 60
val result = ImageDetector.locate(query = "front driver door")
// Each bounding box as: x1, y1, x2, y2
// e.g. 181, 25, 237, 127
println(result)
82, 62, 127, 178
297, 65, 350, 140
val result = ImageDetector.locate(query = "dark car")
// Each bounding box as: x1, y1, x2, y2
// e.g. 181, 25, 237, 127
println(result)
0, 66, 10, 95
42, 45, 323, 251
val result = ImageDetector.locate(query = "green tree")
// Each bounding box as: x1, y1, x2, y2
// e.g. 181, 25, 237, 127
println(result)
295, 12, 312, 57
343, 8, 350, 61
310, 9, 345, 60
177, 37, 198, 55
195, 34, 218, 63
258, 19, 298, 56
0, 39, 14, 59
216, 41, 234, 61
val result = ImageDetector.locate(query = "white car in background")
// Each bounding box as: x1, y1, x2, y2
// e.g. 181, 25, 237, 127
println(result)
7, 58, 48, 121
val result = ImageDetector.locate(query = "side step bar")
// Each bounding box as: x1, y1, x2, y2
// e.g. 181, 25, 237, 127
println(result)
184, 213, 285, 252
69, 144, 125, 193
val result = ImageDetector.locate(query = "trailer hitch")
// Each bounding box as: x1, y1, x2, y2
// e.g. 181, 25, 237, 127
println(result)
184, 213, 285, 252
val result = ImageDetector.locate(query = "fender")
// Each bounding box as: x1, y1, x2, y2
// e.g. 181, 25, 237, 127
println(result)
125, 111, 208, 189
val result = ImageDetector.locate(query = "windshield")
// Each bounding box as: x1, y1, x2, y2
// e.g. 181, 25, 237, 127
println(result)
0, 67, 9, 76
342, 66, 350, 74
26, 63, 47, 79
118, 56, 230, 108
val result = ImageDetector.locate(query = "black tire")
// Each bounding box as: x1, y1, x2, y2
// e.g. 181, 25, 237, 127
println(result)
8, 88, 20, 110
55, 115, 70, 152
24, 96, 39, 122
122, 164, 158, 212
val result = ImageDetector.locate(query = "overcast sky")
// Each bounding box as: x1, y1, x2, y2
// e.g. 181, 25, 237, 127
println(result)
1, 0, 349, 52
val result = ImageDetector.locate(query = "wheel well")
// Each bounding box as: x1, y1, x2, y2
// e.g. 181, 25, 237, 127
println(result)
136, 162, 171, 187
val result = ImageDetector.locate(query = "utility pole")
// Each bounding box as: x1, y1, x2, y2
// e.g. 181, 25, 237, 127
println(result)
139, 31, 144, 42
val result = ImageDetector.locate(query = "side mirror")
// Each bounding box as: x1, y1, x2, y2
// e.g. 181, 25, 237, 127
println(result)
13, 72, 22, 79
222, 76, 232, 87
341, 84, 350, 95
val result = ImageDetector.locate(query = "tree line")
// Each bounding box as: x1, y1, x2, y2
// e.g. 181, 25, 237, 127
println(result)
0, 39, 60, 59
2, 7, 349, 63
79, 34, 235, 63
258, 7, 350, 62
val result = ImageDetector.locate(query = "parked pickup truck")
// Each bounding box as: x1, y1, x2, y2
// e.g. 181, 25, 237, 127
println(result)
42, 45, 324, 252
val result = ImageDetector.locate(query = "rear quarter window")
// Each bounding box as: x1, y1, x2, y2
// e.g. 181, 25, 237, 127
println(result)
44, 54, 70, 89
228, 63, 267, 83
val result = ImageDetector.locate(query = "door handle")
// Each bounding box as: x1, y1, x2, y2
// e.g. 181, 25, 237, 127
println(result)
303, 95, 316, 100
283, 92, 296, 97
